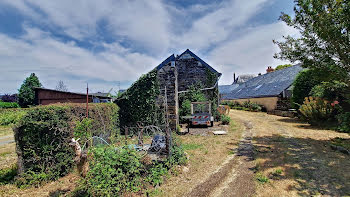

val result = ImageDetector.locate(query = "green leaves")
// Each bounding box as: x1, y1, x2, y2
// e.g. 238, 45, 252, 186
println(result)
275, 0, 350, 73
117, 69, 164, 129
18, 73, 42, 108
14, 103, 119, 186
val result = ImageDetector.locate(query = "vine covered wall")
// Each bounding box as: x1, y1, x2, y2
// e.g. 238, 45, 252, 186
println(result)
116, 69, 165, 130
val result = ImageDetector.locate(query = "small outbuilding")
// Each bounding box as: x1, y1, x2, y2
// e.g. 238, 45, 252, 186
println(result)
35, 88, 112, 105
221, 65, 303, 111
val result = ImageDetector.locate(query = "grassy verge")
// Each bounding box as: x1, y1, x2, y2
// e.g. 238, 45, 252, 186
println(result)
154, 117, 244, 196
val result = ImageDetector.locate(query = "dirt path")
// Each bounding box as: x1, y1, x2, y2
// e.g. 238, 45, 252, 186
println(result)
186, 110, 350, 197
230, 110, 350, 197
186, 114, 256, 197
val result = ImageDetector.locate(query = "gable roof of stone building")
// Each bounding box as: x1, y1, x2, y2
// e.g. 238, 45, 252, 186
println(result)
222, 64, 303, 100
156, 49, 220, 74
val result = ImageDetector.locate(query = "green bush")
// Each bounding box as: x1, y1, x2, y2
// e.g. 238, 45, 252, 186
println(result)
299, 97, 337, 125
77, 138, 187, 196
311, 80, 348, 103
81, 146, 144, 196
0, 109, 27, 126
0, 165, 17, 185
292, 67, 347, 107
0, 102, 20, 109
337, 112, 350, 133
221, 115, 231, 125
14, 103, 119, 186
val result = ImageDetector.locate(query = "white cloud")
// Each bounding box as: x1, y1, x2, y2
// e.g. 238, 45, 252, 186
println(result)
209, 22, 300, 85
0, 0, 300, 93
1, 0, 171, 54
0, 27, 158, 93
171, 0, 269, 51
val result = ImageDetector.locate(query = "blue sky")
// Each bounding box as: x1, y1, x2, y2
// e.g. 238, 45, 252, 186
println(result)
0, 0, 298, 94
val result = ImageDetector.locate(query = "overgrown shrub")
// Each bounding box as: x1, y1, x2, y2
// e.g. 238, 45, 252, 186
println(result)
0, 109, 27, 126
337, 112, 350, 133
299, 97, 337, 125
0, 164, 17, 185
292, 67, 347, 107
311, 80, 348, 105
77, 137, 187, 196
221, 115, 231, 125
14, 103, 119, 186
82, 146, 144, 196
0, 102, 20, 109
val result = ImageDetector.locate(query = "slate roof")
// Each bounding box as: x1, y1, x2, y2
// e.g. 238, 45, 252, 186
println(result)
219, 84, 239, 94
156, 54, 176, 70
222, 64, 303, 100
156, 49, 220, 75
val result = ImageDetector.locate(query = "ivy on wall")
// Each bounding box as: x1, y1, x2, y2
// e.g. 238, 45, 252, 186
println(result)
116, 69, 165, 130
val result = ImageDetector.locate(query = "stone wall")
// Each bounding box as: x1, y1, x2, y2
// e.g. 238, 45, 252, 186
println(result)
157, 54, 220, 130
176, 58, 213, 91
157, 62, 178, 129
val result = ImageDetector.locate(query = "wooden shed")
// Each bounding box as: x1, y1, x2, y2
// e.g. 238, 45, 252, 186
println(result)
35, 88, 111, 105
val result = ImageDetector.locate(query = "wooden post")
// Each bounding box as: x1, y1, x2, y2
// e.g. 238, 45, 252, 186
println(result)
86, 83, 89, 118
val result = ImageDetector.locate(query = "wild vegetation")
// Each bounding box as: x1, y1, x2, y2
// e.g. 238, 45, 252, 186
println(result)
14, 103, 118, 187
74, 138, 187, 196
221, 100, 264, 112
0, 109, 27, 126
275, 0, 350, 132
116, 70, 164, 131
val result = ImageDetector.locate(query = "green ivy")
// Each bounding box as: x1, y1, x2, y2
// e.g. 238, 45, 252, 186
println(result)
116, 70, 164, 130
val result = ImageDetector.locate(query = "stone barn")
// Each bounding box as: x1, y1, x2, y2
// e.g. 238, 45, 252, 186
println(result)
117, 49, 221, 130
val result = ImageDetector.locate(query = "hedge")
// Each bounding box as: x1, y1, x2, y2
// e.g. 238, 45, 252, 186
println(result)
13, 103, 119, 186
0, 109, 27, 126
0, 101, 20, 109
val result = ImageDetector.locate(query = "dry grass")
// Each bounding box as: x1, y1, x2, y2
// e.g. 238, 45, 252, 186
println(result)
0, 126, 13, 137
0, 119, 243, 197
0, 173, 80, 197
230, 110, 350, 197
0, 126, 16, 170
154, 116, 244, 197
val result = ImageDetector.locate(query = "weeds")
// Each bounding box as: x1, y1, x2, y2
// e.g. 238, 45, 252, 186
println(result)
256, 172, 269, 184
0, 164, 17, 185
273, 169, 283, 176
183, 143, 202, 151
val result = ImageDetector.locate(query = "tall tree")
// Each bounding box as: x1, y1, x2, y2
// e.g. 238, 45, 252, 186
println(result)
18, 73, 42, 107
274, 0, 350, 73
55, 80, 68, 92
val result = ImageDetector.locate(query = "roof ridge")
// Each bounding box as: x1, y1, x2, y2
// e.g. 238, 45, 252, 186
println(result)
177, 49, 220, 74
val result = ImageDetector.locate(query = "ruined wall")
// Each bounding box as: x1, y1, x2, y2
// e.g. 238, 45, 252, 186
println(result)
157, 55, 220, 129
157, 62, 178, 129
